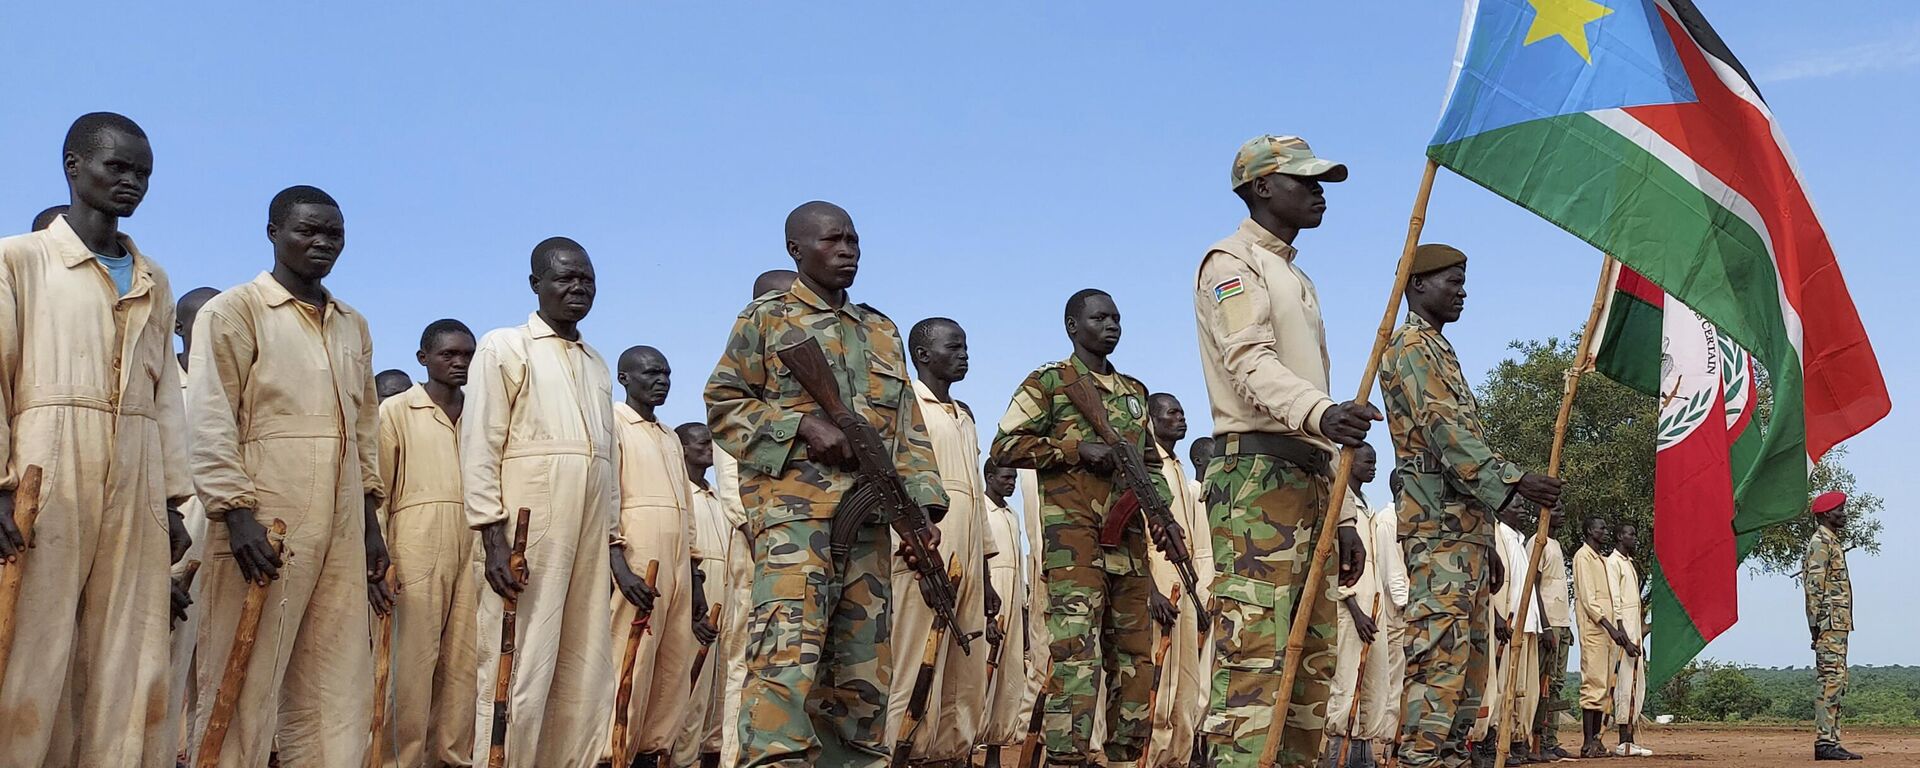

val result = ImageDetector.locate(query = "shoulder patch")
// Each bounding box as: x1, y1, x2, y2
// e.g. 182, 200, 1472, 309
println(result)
1212, 276, 1246, 303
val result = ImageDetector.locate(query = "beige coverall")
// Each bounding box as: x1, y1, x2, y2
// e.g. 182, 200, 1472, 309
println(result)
1366, 503, 1408, 745
715, 448, 754, 767
169, 361, 209, 759
979, 498, 1030, 747
187, 272, 382, 767
1605, 552, 1645, 724
1495, 522, 1542, 742
461, 313, 620, 768
606, 403, 697, 760
673, 480, 732, 763
0, 220, 188, 768
376, 383, 478, 767
1144, 448, 1213, 767
883, 380, 992, 762
1328, 501, 1400, 748
1571, 543, 1614, 711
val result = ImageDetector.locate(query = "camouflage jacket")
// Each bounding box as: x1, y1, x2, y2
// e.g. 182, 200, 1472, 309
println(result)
703, 279, 945, 534
1803, 524, 1852, 632
1378, 313, 1523, 547
988, 356, 1172, 547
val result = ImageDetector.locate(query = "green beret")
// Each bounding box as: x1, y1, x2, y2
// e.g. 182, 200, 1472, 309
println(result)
1410, 243, 1466, 275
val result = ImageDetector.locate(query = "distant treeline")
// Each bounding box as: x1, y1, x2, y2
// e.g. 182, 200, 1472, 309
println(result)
1621, 662, 1920, 726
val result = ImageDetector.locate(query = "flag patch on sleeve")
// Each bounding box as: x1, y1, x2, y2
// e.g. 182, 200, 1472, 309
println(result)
1213, 277, 1245, 302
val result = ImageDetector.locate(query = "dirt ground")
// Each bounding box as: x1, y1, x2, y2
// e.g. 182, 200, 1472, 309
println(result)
990, 724, 1920, 766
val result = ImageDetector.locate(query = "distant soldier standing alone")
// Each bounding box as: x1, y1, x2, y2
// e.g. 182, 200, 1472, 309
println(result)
1804, 491, 1861, 762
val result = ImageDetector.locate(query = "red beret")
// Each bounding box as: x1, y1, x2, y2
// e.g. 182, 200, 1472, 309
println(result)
1810, 491, 1847, 515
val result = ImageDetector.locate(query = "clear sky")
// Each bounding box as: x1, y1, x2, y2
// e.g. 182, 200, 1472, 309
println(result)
1, 2, 1911, 669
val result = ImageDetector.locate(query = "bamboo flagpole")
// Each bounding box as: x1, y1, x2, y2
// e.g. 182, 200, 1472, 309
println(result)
1256, 159, 1437, 768
1491, 256, 1617, 768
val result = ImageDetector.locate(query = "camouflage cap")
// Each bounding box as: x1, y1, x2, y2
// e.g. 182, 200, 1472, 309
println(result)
1230, 135, 1349, 190
1410, 243, 1466, 275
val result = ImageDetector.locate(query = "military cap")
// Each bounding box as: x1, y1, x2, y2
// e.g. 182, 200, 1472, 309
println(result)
1230, 135, 1348, 190
1810, 491, 1847, 515
1410, 243, 1467, 275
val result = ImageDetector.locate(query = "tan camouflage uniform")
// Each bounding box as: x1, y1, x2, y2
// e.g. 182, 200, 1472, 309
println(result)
705, 279, 945, 768
989, 356, 1170, 765
1804, 523, 1851, 747
1379, 312, 1524, 768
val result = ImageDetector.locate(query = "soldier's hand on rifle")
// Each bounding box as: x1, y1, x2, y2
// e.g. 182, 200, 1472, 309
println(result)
223, 509, 284, 585
1515, 472, 1564, 509
797, 412, 854, 469
1076, 441, 1116, 473
169, 506, 191, 565
893, 520, 943, 574
1488, 547, 1506, 594
1319, 400, 1383, 447
1150, 516, 1188, 558
611, 552, 658, 614
1149, 588, 1179, 629
1345, 597, 1378, 644
0, 490, 24, 562
171, 573, 194, 624
1337, 525, 1367, 587
481, 521, 523, 600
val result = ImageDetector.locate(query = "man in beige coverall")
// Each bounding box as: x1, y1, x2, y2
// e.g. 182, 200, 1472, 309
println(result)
187, 185, 393, 767
606, 345, 712, 767
375, 318, 480, 767
168, 284, 219, 760
979, 463, 1030, 767
675, 422, 732, 768
462, 239, 653, 767
1144, 392, 1212, 768
0, 112, 192, 768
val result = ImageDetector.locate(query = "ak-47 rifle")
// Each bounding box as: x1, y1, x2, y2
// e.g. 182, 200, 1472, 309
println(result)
890, 556, 963, 768
1021, 657, 1054, 768
979, 611, 1011, 768
1059, 378, 1209, 630
776, 337, 970, 653
487, 507, 533, 768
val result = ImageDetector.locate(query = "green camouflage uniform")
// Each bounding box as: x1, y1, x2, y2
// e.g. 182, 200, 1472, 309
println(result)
704, 279, 947, 768
1803, 524, 1851, 747
1379, 313, 1525, 768
989, 356, 1170, 765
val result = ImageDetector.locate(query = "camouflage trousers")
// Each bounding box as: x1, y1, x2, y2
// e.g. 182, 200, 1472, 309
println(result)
1397, 537, 1491, 768
738, 518, 893, 767
1201, 454, 1338, 768
1038, 501, 1156, 764
1814, 629, 1848, 746
1531, 627, 1571, 749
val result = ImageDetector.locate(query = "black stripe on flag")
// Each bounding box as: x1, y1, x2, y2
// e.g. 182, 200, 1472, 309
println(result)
1665, 0, 1765, 103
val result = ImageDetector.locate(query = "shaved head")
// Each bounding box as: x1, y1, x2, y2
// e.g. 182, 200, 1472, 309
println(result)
618, 345, 667, 373
177, 286, 219, 319
31, 205, 67, 232
784, 201, 850, 242
752, 269, 798, 300
531, 236, 587, 278
64, 112, 147, 160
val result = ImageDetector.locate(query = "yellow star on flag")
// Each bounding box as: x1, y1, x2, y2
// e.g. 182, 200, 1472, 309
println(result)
1523, 0, 1615, 63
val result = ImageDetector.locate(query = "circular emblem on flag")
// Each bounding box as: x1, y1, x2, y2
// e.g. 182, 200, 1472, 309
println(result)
1656, 306, 1722, 450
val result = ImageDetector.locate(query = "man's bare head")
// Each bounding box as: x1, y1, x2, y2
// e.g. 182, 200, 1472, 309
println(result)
752, 269, 798, 300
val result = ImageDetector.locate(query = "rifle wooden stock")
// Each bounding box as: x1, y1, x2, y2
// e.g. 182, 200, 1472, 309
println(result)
1021, 658, 1054, 768
890, 556, 962, 768
690, 602, 723, 686
611, 559, 662, 767
1059, 378, 1209, 629
368, 564, 399, 768
197, 517, 288, 768
0, 464, 43, 688
487, 507, 533, 768
775, 337, 969, 653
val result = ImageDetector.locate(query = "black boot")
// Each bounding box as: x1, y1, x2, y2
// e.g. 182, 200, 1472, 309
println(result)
1816, 743, 1852, 761
985, 745, 1003, 768
700, 751, 721, 768
1580, 710, 1607, 758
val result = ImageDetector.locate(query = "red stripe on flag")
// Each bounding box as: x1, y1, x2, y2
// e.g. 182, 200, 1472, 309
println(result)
1614, 265, 1665, 306
1626, 9, 1889, 460
1656, 383, 1740, 642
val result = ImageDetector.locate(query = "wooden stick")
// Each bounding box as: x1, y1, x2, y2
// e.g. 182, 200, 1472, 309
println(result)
1493, 256, 1616, 768
609, 559, 661, 768
488, 507, 533, 768
1137, 584, 1181, 768
197, 518, 289, 768
1020, 657, 1054, 768
1338, 592, 1384, 768
367, 563, 399, 768
1258, 159, 1438, 768
0, 465, 44, 687
689, 602, 724, 687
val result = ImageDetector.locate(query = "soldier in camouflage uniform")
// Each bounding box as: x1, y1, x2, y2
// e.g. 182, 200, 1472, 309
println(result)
704, 201, 949, 768
1803, 492, 1861, 761
1377, 245, 1563, 768
989, 288, 1181, 766
1192, 135, 1377, 768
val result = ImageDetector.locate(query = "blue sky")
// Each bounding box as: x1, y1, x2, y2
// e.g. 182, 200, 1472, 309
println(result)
1, 2, 1912, 669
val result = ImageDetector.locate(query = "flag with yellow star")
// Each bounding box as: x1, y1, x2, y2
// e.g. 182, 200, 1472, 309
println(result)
1429, 0, 1889, 690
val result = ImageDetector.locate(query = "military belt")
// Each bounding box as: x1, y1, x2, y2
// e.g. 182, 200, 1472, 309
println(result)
1218, 431, 1330, 477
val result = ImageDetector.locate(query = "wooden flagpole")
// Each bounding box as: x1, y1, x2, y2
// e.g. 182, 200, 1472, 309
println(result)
1492, 256, 1617, 768
1257, 159, 1438, 768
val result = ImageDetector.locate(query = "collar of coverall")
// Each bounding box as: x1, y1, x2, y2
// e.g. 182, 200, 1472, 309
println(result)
253, 270, 344, 315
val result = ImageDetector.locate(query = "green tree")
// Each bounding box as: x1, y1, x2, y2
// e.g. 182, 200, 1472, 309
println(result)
1693, 663, 1771, 721
1474, 328, 1882, 578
